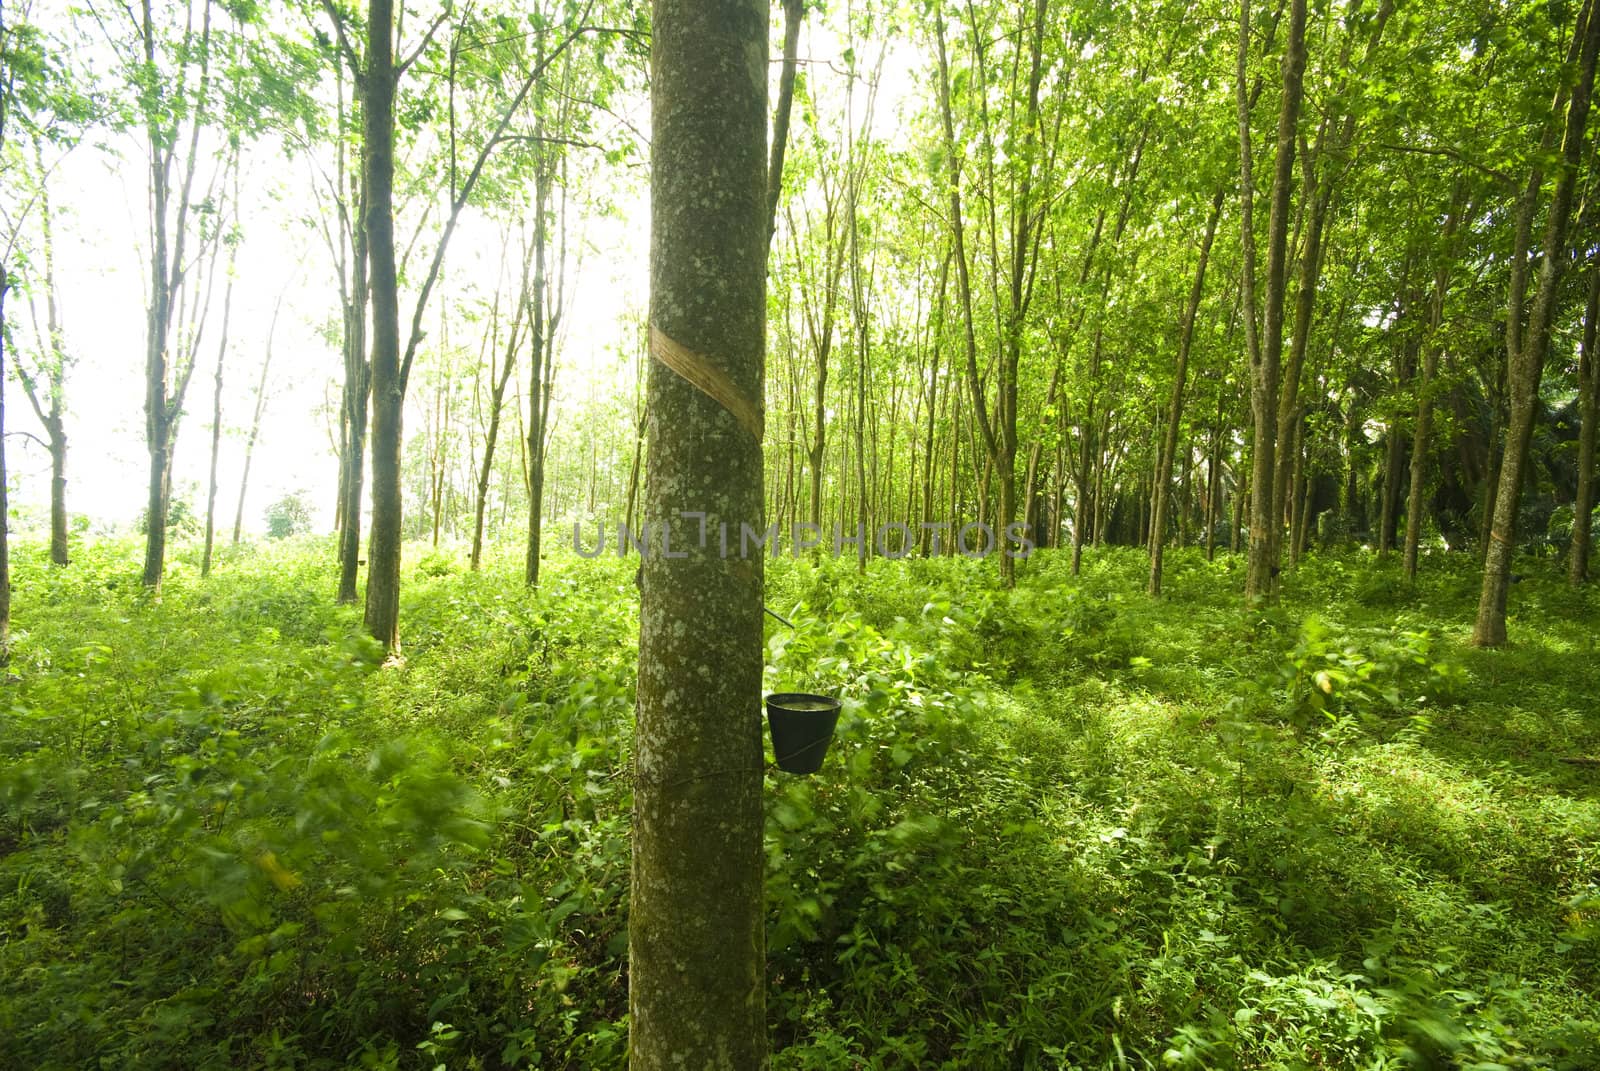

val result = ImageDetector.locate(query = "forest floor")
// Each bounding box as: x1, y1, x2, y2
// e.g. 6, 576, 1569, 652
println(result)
1, 537, 1597, 1069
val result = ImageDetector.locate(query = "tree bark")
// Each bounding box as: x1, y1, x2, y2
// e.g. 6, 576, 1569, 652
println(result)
337, 180, 371, 601
0, 272, 11, 656
202, 174, 238, 579
472, 246, 532, 570
362, 0, 402, 650
201, 306, 228, 578
141, 0, 214, 591
1241, 0, 1307, 601
765, 0, 804, 248
525, 159, 552, 586
16, 141, 72, 566
1404, 204, 1460, 580
233, 298, 281, 544
1474, 0, 1599, 645
631, 0, 767, 1066
1569, 263, 1599, 583
1149, 189, 1224, 596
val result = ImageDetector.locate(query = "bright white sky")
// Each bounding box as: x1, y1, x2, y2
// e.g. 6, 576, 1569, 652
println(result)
5, 6, 920, 539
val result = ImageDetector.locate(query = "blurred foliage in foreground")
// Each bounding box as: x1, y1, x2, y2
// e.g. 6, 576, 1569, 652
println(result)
1, 537, 1598, 1068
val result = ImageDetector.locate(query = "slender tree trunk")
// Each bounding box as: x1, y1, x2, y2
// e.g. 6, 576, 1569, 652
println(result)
919, 267, 945, 553
1204, 413, 1223, 561
471, 271, 530, 569
1475, 0, 1598, 644
362, 0, 403, 650
201, 336, 227, 576
1072, 327, 1103, 574
631, 1, 767, 1066
201, 200, 238, 579
848, 173, 870, 573
233, 301, 281, 544
26, 145, 71, 566
1379, 411, 1405, 554
1242, 0, 1307, 601
337, 217, 371, 599
1150, 190, 1224, 596
1286, 417, 1306, 562
430, 382, 448, 548
140, 0, 212, 592
0, 274, 11, 656
525, 162, 552, 586
765, 0, 804, 247
1404, 222, 1456, 579
1294, 437, 1314, 562
1232, 455, 1247, 555
1569, 263, 1599, 583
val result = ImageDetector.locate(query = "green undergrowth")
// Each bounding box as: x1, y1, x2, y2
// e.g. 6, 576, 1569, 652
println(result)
1, 537, 1596, 1068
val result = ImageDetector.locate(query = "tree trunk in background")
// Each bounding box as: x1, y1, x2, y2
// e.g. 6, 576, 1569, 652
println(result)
140, 0, 212, 592
1404, 212, 1458, 579
22, 149, 72, 566
848, 173, 870, 574
1379, 421, 1404, 555
1241, 0, 1307, 602
1477, 381, 1504, 564
1475, 0, 1598, 645
919, 257, 948, 555
1271, 1, 1392, 559
630, 0, 767, 1065
1569, 263, 1599, 584
1149, 189, 1223, 596
1292, 427, 1312, 563
234, 299, 281, 544
1341, 391, 1360, 539
0, 274, 12, 656
201, 338, 227, 577
525, 161, 552, 586
765, 0, 804, 247
1232, 467, 1246, 555
1072, 326, 1102, 574
471, 267, 530, 570
1379, 305, 1415, 557
430, 381, 448, 547
362, 0, 402, 650
338, 209, 371, 602
202, 200, 238, 579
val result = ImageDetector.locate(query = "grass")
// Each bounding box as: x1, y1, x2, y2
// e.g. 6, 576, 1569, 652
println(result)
1, 535, 1597, 1068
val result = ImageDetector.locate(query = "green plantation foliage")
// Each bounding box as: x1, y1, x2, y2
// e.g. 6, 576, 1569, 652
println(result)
1, 538, 1598, 1068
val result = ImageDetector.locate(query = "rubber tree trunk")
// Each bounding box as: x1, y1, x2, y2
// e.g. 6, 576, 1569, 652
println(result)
1149, 189, 1223, 596
201, 344, 225, 577
1569, 263, 1599, 584
524, 162, 551, 587
764, 0, 804, 246
362, 0, 403, 651
1241, 0, 1307, 602
1474, 0, 1599, 645
233, 302, 281, 545
1404, 250, 1453, 580
0, 274, 11, 656
338, 219, 371, 602
1071, 327, 1101, 575
631, 1, 767, 1066
139, 0, 211, 592
47, 433, 66, 564
202, 224, 237, 579
28, 153, 71, 567
471, 287, 526, 570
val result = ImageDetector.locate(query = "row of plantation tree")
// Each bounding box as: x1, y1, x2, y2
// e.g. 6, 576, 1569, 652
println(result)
0, 0, 1597, 654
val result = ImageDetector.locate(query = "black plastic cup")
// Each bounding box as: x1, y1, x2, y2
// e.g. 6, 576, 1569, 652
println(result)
765, 693, 841, 774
